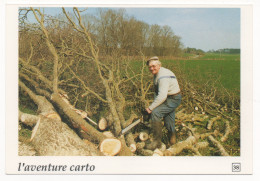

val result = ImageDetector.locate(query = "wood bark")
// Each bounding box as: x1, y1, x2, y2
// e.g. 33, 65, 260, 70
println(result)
19, 111, 39, 127
137, 149, 154, 156
163, 136, 197, 156
195, 141, 209, 149
30, 116, 103, 156
117, 136, 134, 156
135, 142, 154, 156
19, 80, 103, 156
136, 142, 146, 150
50, 93, 106, 143
125, 133, 137, 152
102, 131, 115, 138
52, 93, 133, 155
19, 141, 37, 156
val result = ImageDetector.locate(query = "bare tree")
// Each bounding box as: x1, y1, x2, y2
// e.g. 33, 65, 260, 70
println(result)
18, 7, 240, 157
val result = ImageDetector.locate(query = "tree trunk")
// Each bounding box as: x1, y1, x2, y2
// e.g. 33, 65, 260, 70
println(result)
30, 116, 103, 156
50, 93, 106, 143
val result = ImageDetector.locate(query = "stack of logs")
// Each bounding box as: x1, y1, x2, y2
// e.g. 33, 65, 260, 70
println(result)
96, 108, 236, 156
19, 93, 237, 156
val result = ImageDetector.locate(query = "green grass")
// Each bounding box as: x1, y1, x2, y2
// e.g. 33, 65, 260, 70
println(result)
19, 125, 32, 139
131, 53, 240, 93
19, 105, 37, 115
197, 53, 240, 61
165, 59, 240, 91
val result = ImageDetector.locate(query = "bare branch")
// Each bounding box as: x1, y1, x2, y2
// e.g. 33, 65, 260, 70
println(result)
30, 7, 59, 93
65, 64, 108, 103
208, 135, 229, 156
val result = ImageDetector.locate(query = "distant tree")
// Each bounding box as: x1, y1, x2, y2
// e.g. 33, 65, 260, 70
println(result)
184, 47, 204, 55
80, 8, 184, 56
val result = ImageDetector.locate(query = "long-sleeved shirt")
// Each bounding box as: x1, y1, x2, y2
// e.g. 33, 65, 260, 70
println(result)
148, 67, 180, 111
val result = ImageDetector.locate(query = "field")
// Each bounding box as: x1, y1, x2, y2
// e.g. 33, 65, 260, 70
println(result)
19, 52, 241, 156
163, 53, 240, 92
130, 53, 241, 156
132, 53, 240, 93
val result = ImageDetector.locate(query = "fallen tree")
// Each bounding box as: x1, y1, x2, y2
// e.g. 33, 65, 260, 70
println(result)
19, 81, 103, 156
19, 7, 151, 156
18, 7, 240, 156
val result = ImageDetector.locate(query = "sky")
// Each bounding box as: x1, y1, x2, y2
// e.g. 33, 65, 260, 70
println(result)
23, 7, 240, 52
124, 8, 240, 51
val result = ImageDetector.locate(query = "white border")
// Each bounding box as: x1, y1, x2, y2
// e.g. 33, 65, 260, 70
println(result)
2, 0, 256, 5
4, 2, 254, 176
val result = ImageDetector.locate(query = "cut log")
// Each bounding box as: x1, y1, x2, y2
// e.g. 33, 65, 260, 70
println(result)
98, 117, 108, 131
186, 141, 209, 156
195, 141, 209, 149
19, 81, 103, 156
136, 142, 146, 150
19, 110, 39, 127
163, 136, 197, 156
125, 133, 137, 153
188, 146, 201, 156
153, 148, 164, 156
19, 141, 37, 156
159, 143, 166, 152
135, 142, 154, 156
99, 138, 122, 156
139, 131, 149, 141
138, 149, 154, 156
129, 143, 137, 153
31, 117, 103, 156
117, 136, 134, 156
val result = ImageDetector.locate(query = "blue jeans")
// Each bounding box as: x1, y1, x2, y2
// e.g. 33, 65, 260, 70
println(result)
150, 94, 182, 133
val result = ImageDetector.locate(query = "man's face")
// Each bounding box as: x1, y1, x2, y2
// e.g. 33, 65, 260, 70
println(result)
148, 61, 161, 75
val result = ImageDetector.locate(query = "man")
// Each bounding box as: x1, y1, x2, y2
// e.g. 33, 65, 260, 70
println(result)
145, 56, 181, 150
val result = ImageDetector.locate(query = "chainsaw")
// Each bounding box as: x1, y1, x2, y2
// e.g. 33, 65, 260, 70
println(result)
120, 109, 150, 135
